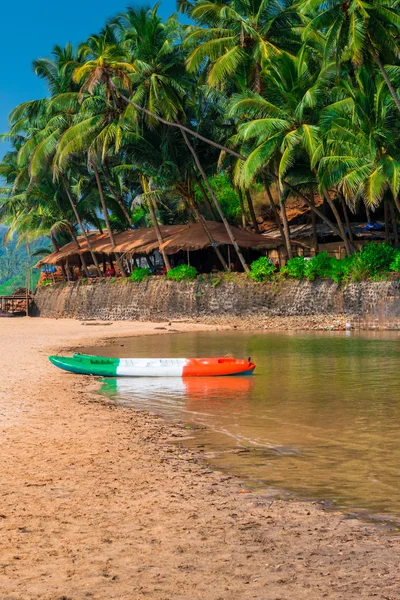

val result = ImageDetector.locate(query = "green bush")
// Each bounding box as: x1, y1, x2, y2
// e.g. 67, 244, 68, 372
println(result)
167, 265, 198, 281
328, 256, 354, 283
248, 257, 276, 282
390, 251, 400, 272
304, 252, 332, 281
130, 267, 151, 282
350, 243, 396, 281
281, 256, 306, 279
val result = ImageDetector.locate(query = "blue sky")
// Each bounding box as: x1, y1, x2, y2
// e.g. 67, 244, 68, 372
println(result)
0, 0, 176, 161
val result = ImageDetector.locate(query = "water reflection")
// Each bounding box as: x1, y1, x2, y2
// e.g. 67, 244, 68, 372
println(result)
101, 375, 254, 415
92, 330, 400, 518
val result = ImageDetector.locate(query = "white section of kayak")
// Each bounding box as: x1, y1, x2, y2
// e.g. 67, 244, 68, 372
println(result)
116, 358, 188, 377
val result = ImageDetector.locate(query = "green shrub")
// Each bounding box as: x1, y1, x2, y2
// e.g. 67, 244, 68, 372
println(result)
281, 256, 306, 279
248, 257, 276, 282
39, 278, 53, 287
350, 243, 396, 281
303, 252, 331, 280
130, 267, 151, 282
328, 256, 354, 283
389, 251, 400, 272
167, 265, 198, 281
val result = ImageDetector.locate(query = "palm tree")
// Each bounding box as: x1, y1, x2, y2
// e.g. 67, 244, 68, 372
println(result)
181, 0, 300, 92
228, 50, 354, 254
300, 0, 400, 112
318, 67, 400, 221
72, 7, 251, 270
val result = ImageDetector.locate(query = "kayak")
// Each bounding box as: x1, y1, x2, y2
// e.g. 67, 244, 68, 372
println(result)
49, 354, 256, 377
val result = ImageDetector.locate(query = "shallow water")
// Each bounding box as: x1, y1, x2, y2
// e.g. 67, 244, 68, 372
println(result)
87, 330, 400, 519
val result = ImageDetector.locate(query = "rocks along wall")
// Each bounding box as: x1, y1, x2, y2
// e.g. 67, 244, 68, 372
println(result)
32, 278, 400, 324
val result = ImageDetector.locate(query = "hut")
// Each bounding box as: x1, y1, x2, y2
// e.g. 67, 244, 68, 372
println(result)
35, 222, 291, 277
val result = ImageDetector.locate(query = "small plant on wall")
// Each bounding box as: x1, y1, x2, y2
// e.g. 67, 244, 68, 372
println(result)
129, 268, 151, 282
166, 265, 198, 281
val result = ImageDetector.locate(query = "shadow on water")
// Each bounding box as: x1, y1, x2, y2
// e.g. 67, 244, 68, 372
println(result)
89, 330, 400, 522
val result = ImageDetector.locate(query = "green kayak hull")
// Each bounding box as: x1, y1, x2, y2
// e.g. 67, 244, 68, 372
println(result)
49, 355, 119, 376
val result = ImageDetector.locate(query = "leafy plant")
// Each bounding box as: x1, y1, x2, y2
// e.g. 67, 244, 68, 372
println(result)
350, 243, 396, 281
130, 268, 151, 282
328, 256, 354, 283
166, 265, 198, 281
248, 257, 276, 282
39, 278, 53, 287
390, 252, 400, 272
304, 252, 332, 280
281, 256, 306, 279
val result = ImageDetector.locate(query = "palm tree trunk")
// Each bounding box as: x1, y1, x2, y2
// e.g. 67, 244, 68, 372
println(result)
311, 208, 319, 254
340, 194, 354, 244
384, 199, 391, 242
113, 86, 245, 161
60, 174, 101, 277
146, 197, 171, 271
102, 166, 134, 227
277, 184, 293, 260
110, 81, 360, 256
369, 43, 400, 113
196, 177, 218, 220
265, 184, 285, 241
245, 189, 260, 233
237, 188, 247, 228
190, 199, 229, 270
389, 200, 399, 245
92, 163, 126, 276
365, 201, 371, 223
50, 233, 60, 252
65, 223, 89, 278
323, 191, 353, 255
180, 128, 249, 272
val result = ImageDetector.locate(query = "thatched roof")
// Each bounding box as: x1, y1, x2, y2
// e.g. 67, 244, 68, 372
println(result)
141, 221, 285, 254
35, 222, 285, 267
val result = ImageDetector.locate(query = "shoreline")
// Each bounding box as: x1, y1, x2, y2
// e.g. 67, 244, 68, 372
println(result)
1, 318, 399, 599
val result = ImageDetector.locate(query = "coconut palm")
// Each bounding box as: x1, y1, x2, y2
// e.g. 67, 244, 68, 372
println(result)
181, 0, 300, 92
300, 0, 400, 112
318, 68, 400, 220
228, 50, 354, 255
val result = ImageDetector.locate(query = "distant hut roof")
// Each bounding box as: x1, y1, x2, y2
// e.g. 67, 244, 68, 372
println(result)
35, 223, 287, 268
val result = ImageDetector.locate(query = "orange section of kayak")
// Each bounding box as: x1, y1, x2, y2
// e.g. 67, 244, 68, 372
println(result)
182, 358, 255, 377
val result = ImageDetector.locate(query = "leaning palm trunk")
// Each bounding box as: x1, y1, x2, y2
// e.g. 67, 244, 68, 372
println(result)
65, 222, 89, 277
339, 194, 354, 245
368, 39, 400, 113
109, 82, 350, 251
50, 233, 60, 252
245, 189, 260, 233
111, 85, 245, 161
92, 163, 126, 276
322, 190, 353, 255
102, 166, 134, 228
180, 128, 249, 273
277, 185, 293, 260
196, 177, 218, 220
268, 175, 350, 246
60, 174, 101, 277
146, 197, 171, 271
265, 184, 285, 241
189, 198, 229, 271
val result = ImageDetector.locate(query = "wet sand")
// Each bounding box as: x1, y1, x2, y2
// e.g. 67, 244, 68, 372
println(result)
1, 318, 399, 600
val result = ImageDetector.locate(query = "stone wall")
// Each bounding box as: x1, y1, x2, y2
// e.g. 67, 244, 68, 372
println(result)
32, 278, 400, 325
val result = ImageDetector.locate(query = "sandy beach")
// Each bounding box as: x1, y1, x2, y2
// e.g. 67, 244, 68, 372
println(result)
1, 318, 399, 600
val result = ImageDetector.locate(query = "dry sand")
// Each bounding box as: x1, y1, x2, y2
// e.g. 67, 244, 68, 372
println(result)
0, 318, 399, 600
